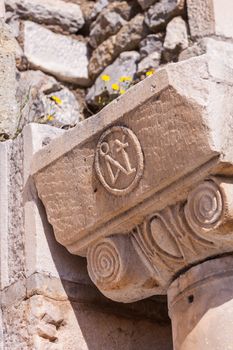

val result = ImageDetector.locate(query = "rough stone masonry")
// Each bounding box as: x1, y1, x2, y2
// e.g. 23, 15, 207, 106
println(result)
1, 0, 233, 349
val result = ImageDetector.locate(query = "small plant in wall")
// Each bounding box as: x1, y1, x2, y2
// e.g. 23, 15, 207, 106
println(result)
96, 70, 155, 110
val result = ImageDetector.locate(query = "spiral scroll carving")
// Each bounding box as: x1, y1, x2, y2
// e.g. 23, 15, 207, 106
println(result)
184, 180, 223, 233
85, 178, 233, 301
87, 237, 124, 290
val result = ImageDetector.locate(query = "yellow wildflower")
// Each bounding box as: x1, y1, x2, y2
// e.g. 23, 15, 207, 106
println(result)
111, 83, 120, 91
119, 76, 132, 83
120, 89, 126, 95
101, 74, 110, 82
47, 115, 54, 121
146, 69, 155, 77
50, 95, 62, 105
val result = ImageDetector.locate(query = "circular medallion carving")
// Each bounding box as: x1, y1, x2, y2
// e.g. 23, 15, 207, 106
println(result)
95, 126, 144, 196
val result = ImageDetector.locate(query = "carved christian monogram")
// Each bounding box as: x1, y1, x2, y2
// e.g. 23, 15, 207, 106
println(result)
95, 126, 144, 195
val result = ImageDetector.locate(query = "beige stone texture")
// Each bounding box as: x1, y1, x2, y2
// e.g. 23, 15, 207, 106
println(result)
23, 123, 91, 285
0, 0, 5, 18
0, 20, 19, 138
23, 21, 90, 86
0, 141, 11, 290
145, 0, 185, 32
89, 1, 131, 49
1, 273, 172, 349
163, 16, 188, 61
187, 0, 233, 39
168, 255, 233, 350
0, 134, 25, 289
3, 294, 172, 350
32, 44, 233, 302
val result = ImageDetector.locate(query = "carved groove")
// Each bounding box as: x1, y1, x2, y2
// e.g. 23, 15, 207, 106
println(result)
131, 179, 230, 287
184, 180, 223, 233
87, 178, 233, 299
95, 126, 144, 196
87, 238, 123, 289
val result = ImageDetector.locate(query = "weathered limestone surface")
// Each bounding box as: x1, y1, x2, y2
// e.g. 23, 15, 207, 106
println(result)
187, 0, 233, 39
0, 0, 5, 18
5, 0, 84, 33
17, 70, 82, 128
0, 21, 19, 138
138, 33, 163, 74
140, 33, 164, 59
23, 124, 90, 283
145, 0, 185, 32
3, 295, 172, 350
89, 0, 109, 21
168, 256, 233, 350
1, 135, 25, 308
1, 273, 172, 349
89, 1, 132, 49
1, 123, 173, 348
89, 14, 148, 79
0, 141, 11, 290
23, 21, 90, 86
32, 46, 233, 302
8, 135, 25, 287
0, 135, 24, 289
163, 16, 188, 61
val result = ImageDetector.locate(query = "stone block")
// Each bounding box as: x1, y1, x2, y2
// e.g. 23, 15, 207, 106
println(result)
8, 136, 25, 287
179, 38, 233, 86
89, 14, 148, 79
145, 0, 185, 32
89, 1, 132, 49
0, 135, 25, 289
32, 51, 233, 302
89, 11, 126, 49
89, 0, 109, 20
23, 21, 90, 86
187, 0, 233, 39
138, 33, 163, 74
0, 141, 11, 290
0, 21, 19, 138
23, 123, 91, 285
139, 33, 164, 59
163, 16, 188, 61
0, 0, 5, 18
5, 0, 84, 33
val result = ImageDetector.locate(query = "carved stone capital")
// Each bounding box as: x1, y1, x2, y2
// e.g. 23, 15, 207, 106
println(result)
32, 50, 233, 302
83, 177, 233, 302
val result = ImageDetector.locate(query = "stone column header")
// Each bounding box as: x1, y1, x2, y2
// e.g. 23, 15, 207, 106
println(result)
32, 49, 233, 302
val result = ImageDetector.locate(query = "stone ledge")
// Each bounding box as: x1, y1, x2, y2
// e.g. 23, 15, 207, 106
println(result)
1, 272, 170, 324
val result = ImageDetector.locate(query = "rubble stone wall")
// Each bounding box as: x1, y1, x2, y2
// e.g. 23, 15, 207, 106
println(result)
1, 0, 233, 139
1, 0, 192, 139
